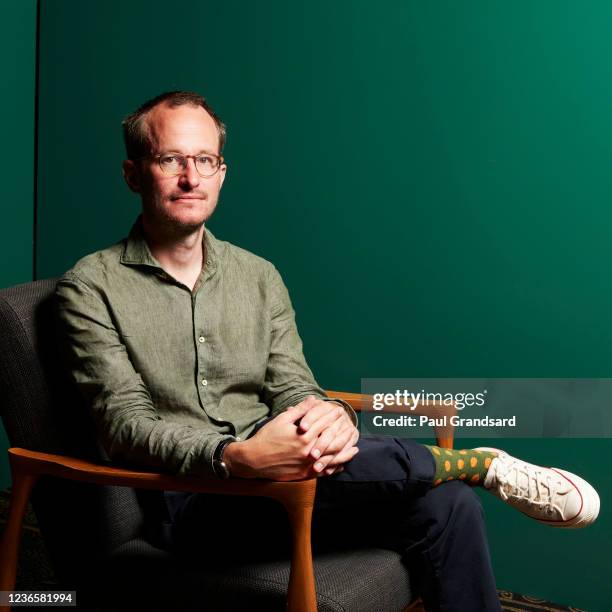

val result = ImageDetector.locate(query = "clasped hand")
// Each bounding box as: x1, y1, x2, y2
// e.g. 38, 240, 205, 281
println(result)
224, 395, 360, 481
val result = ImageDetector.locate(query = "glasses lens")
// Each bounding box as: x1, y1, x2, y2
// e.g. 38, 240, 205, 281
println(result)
195, 154, 219, 177
159, 154, 184, 175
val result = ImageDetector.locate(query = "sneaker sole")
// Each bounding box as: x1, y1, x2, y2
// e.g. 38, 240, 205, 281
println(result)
475, 447, 600, 529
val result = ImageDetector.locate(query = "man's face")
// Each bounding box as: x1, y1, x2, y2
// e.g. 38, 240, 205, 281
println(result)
123, 103, 227, 233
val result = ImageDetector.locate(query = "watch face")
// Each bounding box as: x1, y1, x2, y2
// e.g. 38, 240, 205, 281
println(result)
215, 459, 230, 479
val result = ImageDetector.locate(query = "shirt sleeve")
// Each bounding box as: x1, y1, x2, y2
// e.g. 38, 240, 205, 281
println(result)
55, 273, 225, 478
262, 265, 358, 426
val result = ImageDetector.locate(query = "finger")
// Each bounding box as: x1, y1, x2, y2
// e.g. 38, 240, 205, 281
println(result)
312, 445, 355, 472
336, 430, 360, 458
302, 403, 346, 433
314, 445, 359, 471
300, 406, 345, 442
315, 422, 358, 456
297, 400, 338, 432
311, 464, 344, 478
331, 444, 360, 466
310, 417, 348, 455
310, 422, 353, 460
320, 425, 358, 452
306, 408, 353, 437
323, 465, 345, 476
279, 403, 310, 423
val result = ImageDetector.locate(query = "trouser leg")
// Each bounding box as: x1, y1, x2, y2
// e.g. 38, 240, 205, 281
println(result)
312, 436, 502, 612
396, 481, 500, 611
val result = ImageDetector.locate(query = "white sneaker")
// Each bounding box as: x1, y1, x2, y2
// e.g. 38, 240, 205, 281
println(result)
475, 447, 600, 528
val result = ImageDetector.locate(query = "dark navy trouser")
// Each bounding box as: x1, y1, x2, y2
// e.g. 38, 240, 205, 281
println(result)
164, 435, 502, 612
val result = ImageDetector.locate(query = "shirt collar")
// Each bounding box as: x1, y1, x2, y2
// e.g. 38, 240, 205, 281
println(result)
120, 215, 221, 276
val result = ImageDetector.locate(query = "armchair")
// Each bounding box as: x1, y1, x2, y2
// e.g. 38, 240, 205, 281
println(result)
0, 280, 455, 611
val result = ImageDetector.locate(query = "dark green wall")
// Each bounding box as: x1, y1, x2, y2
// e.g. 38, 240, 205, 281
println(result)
35, 0, 611, 608
0, 1, 36, 489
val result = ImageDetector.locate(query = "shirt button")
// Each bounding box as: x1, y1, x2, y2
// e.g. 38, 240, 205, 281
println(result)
201, 379, 208, 386
198, 336, 206, 343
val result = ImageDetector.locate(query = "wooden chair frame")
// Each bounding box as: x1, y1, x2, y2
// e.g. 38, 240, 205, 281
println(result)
0, 391, 455, 612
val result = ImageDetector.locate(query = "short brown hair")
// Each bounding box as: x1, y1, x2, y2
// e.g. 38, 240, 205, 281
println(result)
122, 91, 226, 160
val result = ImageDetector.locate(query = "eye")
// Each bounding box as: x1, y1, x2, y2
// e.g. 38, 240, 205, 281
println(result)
196, 155, 214, 166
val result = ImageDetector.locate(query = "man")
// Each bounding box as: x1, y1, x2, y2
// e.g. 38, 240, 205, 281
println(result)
55, 91, 599, 612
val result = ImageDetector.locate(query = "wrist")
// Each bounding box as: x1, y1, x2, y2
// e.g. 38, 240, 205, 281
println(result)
223, 439, 254, 478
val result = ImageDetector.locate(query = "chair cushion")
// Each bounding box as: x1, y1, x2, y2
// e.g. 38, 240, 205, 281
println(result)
88, 538, 413, 612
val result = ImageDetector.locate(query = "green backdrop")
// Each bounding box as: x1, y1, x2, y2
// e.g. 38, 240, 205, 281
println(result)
6, 0, 612, 608
0, 0, 36, 492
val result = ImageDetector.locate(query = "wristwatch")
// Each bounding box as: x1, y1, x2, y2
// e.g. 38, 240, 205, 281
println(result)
212, 437, 235, 479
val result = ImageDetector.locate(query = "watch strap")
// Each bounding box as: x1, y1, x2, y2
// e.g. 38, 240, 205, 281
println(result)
213, 437, 235, 479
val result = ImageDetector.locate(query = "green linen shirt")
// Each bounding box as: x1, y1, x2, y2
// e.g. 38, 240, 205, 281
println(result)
55, 217, 356, 479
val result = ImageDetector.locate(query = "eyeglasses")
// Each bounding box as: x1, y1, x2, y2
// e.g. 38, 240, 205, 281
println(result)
145, 152, 224, 178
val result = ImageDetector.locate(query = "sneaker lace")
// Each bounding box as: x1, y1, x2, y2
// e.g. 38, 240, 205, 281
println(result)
491, 458, 567, 516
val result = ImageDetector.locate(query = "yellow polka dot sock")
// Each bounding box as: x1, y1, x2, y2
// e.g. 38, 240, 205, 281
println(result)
425, 446, 498, 487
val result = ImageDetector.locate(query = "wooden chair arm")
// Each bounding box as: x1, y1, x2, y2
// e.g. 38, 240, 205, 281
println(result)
326, 390, 456, 449
6, 447, 316, 503
0, 448, 317, 612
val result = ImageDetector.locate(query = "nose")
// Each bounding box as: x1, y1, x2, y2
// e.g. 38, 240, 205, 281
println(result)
179, 157, 201, 189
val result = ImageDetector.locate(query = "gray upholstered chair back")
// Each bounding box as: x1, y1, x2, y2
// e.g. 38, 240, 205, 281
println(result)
0, 279, 145, 586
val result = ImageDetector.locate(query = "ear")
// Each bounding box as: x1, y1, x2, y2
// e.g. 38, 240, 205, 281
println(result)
122, 159, 142, 193
218, 161, 227, 190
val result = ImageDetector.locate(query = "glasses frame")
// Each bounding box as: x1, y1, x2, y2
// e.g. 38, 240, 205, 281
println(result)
139, 151, 225, 178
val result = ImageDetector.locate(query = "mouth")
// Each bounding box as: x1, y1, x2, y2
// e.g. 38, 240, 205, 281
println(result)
171, 195, 204, 201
